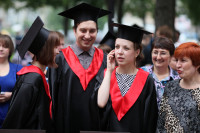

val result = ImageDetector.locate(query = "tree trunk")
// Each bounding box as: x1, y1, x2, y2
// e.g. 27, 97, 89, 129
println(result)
117, 0, 124, 24
142, 16, 146, 28
196, 26, 200, 41
155, 0, 175, 39
107, 0, 115, 34
64, 19, 68, 36
63, 4, 69, 36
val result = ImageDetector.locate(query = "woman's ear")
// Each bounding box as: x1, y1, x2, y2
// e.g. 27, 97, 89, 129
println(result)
73, 28, 76, 34
196, 65, 200, 73
135, 49, 140, 58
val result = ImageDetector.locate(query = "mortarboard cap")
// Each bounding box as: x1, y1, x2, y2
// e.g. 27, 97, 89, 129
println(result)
17, 16, 50, 59
112, 23, 152, 44
132, 24, 143, 29
100, 31, 116, 49
58, 3, 111, 24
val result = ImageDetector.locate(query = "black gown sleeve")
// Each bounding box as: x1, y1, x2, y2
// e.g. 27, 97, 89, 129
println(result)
143, 76, 158, 133
2, 83, 39, 128
90, 52, 108, 131
47, 53, 69, 133
47, 53, 64, 120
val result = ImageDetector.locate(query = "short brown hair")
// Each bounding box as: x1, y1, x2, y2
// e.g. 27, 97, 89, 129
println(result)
97, 44, 112, 54
55, 31, 64, 40
151, 36, 175, 56
36, 31, 60, 67
73, 21, 98, 32
156, 25, 173, 40
174, 42, 200, 73
134, 43, 144, 68
0, 34, 14, 61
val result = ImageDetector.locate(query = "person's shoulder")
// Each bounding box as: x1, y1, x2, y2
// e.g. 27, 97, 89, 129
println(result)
9, 62, 23, 71
165, 79, 180, 93
168, 79, 179, 85
138, 68, 154, 83
17, 73, 44, 93
170, 68, 180, 80
9, 62, 22, 67
140, 65, 153, 73
22, 72, 43, 84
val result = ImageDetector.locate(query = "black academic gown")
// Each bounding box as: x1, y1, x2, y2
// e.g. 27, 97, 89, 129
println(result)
105, 68, 158, 133
48, 46, 107, 133
2, 65, 53, 133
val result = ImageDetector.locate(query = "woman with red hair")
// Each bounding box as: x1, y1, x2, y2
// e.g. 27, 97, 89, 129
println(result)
157, 42, 200, 132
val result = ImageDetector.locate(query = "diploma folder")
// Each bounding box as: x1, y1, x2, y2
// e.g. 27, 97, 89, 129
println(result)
0, 129, 46, 133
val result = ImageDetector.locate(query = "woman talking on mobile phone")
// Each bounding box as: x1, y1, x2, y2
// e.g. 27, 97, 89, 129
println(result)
97, 23, 158, 133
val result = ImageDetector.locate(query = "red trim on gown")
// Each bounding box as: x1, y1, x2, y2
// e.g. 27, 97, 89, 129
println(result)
62, 46, 104, 91
110, 68, 149, 121
17, 65, 52, 118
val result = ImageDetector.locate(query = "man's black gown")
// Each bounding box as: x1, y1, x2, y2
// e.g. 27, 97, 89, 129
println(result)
104, 68, 158, 133
2, 65, 53, 133
48, 46, 107, 133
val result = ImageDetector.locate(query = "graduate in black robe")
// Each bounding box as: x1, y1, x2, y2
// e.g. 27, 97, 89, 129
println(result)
47, 3, 111, 133
2, 16, 60, 133
97, 23, 158, 133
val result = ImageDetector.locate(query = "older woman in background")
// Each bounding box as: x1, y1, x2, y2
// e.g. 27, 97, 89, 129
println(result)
0, 34, 23, 128
141, 36, 180, 109
157, 42, 200, 132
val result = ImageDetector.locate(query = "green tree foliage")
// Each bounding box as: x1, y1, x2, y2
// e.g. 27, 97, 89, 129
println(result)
0, 0, 14, 10
123, 0, 155, 26
13, 0, 108, 33
46, 7, 64, 30
180, 0, 200, 25
16, 0, 66, 9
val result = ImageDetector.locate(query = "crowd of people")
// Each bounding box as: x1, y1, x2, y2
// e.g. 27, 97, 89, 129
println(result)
0, 2, 199, 133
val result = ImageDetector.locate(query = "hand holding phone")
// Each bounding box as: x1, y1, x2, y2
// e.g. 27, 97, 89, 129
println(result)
107, 50, 116, 72
0, 86, 5, 94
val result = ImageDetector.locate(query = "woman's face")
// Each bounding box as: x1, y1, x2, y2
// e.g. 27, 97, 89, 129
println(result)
0, 41, 9, 60
176, 56, 197, 79
53, 46, 60, 60
115, 38, 139, 66
169, 56, 177, 71
152, 48, 171, 69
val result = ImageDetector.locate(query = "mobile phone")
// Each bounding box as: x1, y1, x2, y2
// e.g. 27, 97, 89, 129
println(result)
0, 92, 5, 94
0, 86, 5, 94
113, 54, 115, 59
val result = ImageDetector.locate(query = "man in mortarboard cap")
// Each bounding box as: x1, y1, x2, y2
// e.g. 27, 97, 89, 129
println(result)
47, 3, 111, 133
98, 31, 116, 54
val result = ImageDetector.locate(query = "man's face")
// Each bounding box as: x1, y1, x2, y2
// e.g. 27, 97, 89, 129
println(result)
74, 20, 97, 51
